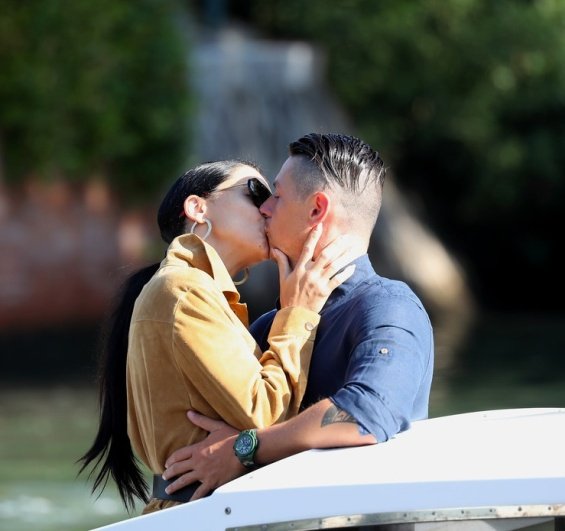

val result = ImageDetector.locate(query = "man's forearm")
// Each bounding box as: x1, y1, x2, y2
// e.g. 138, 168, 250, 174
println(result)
254, 398, 377, 466
162, 400, 377, 497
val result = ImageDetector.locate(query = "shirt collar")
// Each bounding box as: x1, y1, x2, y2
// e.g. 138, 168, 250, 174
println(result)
163, 233, 241, 301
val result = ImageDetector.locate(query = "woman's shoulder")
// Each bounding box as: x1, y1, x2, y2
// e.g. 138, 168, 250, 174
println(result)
154, 263, 220, 296
133, 264, 221, 318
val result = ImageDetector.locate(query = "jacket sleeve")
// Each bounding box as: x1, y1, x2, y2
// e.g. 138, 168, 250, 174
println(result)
171, 284, 319, 430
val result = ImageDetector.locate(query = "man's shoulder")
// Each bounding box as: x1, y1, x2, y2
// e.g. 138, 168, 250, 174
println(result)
340, 274, 431, 339
354, 273, 426, 311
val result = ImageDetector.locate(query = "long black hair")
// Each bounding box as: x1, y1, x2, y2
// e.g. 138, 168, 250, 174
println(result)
78, 160, 260, 510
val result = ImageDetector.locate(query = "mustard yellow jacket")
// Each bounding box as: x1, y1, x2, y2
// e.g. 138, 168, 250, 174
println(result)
126, 234, 319, 510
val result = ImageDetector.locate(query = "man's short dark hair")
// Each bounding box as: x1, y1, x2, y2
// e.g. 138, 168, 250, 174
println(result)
289, 133, 386, 229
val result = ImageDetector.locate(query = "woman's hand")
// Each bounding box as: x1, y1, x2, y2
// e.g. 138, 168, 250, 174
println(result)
273, 223, 357, 314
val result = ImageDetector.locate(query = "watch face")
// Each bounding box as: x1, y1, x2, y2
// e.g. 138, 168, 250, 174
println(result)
236, 433, 254, 455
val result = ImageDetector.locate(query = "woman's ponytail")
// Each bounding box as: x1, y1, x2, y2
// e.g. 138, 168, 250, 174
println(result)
78, 263, 159, 510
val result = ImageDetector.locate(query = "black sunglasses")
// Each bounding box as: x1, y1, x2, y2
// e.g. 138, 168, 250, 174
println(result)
219, 177, 272, 208
246, 177, 272, 208
180, 178, 272, 218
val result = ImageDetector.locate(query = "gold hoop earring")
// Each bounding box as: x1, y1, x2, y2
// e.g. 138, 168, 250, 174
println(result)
190, 218, 212, 240
233, 267, 249, 286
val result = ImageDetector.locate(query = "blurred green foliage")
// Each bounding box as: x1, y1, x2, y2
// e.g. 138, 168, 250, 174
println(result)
0, 0, 191, 200
246, 0, 565, 310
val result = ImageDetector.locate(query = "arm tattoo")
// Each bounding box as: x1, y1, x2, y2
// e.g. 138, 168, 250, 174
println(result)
321, 404, 358, 428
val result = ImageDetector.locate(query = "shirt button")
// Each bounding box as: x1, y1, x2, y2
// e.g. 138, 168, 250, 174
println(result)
305, 322, 315, 331
379, 348, 389, 355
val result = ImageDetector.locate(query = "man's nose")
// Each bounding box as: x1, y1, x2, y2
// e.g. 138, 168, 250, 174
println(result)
259, 197, 272, 218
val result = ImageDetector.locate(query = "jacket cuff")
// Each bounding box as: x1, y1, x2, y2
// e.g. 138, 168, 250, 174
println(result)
270, 307, 320, 340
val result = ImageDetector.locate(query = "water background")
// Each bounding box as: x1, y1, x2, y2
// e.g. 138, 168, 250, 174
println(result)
1, 312, 564, 531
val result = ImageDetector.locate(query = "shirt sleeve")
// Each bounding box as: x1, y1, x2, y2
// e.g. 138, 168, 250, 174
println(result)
172, 284, 320, 430
330, 297, 433, 442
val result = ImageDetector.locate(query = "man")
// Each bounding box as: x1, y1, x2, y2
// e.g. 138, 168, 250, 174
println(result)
162, 133, 434, 500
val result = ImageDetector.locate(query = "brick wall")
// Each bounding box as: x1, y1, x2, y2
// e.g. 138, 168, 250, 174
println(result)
0, 180, 156, 331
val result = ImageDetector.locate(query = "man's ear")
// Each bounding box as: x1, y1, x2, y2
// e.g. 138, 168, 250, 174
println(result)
183, 195, 208, 223
308, 192, 330, 223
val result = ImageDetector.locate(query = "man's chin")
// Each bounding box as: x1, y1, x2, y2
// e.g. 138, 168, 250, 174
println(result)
265, 235, 290, 262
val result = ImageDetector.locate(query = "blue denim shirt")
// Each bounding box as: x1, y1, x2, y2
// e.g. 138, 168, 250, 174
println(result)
250, 254, 434, 442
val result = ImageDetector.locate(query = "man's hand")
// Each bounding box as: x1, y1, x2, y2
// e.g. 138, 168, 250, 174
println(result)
163, 411, 244, 501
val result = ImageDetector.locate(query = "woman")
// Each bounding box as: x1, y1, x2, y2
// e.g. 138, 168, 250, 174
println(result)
79, 160, 355, 513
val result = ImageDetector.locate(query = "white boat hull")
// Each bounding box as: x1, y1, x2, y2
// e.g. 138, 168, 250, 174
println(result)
93, 408, 565, 530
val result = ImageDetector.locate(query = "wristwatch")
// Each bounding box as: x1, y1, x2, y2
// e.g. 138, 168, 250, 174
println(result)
233, 429, 259, 468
